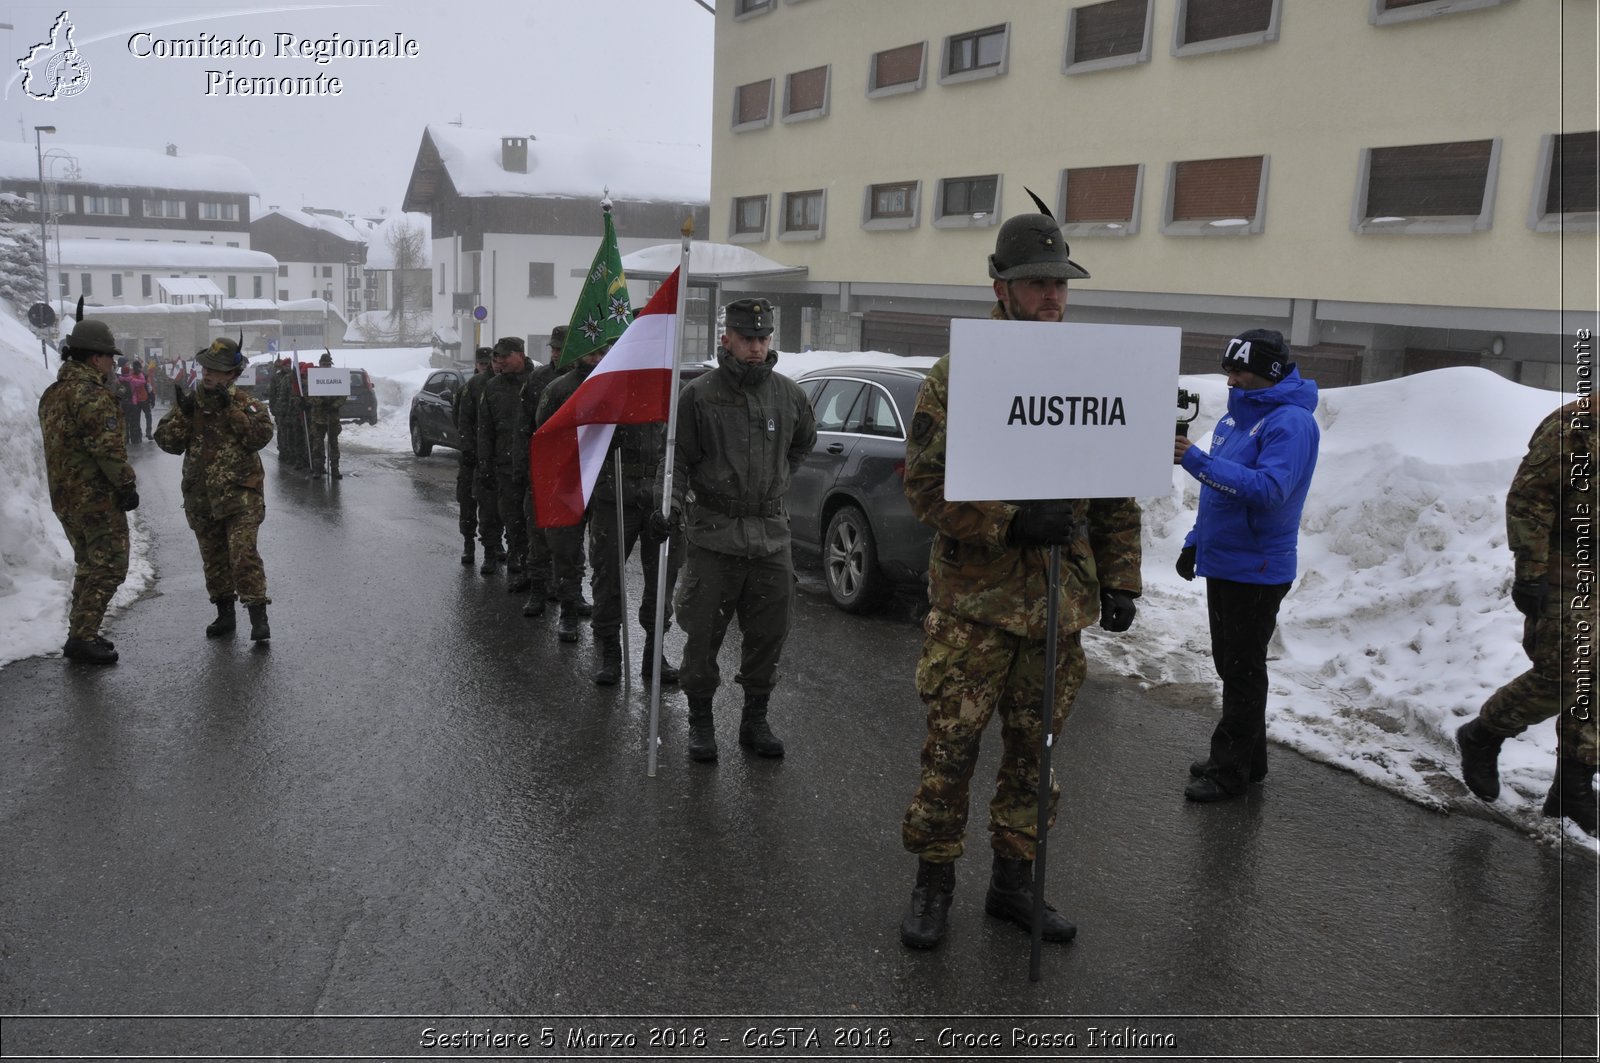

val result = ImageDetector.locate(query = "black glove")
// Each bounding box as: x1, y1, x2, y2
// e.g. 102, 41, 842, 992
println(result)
1511, 578, 1546, 619
1006, 500, 1079, 547
114, 482, 139, 512
646, 507, 679, 541
1099, 589, 1137, 632
199, 385, 228, 411
173, 384, 194, 415
1176, 545, 1197, 582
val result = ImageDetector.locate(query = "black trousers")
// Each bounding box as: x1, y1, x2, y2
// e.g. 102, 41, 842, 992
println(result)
1204, 577, 1291, 792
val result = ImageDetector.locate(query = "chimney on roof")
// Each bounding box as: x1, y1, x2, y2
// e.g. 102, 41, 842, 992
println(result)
165, 143, 177, 156
501, 136, 528, 174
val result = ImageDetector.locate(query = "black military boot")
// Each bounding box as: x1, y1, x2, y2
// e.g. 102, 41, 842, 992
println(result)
479, 548, 500, 576
1456, 718, 1507, 801
521, 584, 547, 618
641, 634, 679, 685
63, 636, 118, 665
331, 463, 342, 480
1542, 757, 1598, 836
507, 573, 532, 594
205, 596, 237, 638
575, 595, 593, 618
592, 632, 622, 686
899, 858, 956, 950
686, 696, 718, 762
246, 603, 271, 642
459, 537, 475, 566
984, 855, 1077, 943
738, 693, 784, 758
557, 600, 581, 643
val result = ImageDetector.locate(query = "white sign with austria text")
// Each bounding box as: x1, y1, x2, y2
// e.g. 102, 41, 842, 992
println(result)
306, 366, 351, 397
944, 319, 1182, 501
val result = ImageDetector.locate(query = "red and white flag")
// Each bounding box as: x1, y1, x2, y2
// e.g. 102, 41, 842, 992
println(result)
530, 268, 680, 527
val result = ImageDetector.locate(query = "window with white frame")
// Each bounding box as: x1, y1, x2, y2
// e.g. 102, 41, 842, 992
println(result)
22, 190, 74, 214
1163, 154, 1269, 235
868, 41, 926, 97
733, 79, 774, 132
1065, 0, 1154, 74
142, 198, 186, 219
1172, 0, 1280, 57
783, 65, 830, 121
933, 174, 1001, 228
528, 261, 554, 298
940, 24, 1009, 84
111, 274, 122, 298
1059, 163, 1144, 236
1369, 0, 1513, 26
1351, 138, 1499, 234
1529, 131, 1598, 232
198, 201, 240, 221
779, 189, 825, 241
862, 180, 921, 231
734, 0, 772, 17
82, 195, 129, 216
731, 194, 770, 242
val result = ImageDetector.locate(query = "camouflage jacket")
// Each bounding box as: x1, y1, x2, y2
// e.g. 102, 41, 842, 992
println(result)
38, 358, 136, 517
153, 385, 275, 519
538, 361, 666, 508
454, 369, 494, 462
671, 346, 817, 558
268, 367, 296, 409
478, 362, 535, 477
305, 393, 346, 425
904, 316, 1143, 640
1509, 399, 1597, 605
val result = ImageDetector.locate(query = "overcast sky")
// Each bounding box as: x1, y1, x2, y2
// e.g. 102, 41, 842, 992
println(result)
3, 0, 716, 216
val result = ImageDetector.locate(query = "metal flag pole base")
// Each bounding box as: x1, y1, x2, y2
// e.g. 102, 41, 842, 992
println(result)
1030, 542, 1063, 983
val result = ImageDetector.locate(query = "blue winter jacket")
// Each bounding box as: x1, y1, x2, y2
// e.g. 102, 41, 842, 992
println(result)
1181, 367, 1319, 585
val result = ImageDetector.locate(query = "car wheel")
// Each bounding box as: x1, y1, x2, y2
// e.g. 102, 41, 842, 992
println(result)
410, 418, 433, 457
823, 504, 891, 614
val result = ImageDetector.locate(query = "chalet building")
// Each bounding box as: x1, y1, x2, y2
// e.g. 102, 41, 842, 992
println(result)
250, 208, 368, 320
400, 125, 709, 358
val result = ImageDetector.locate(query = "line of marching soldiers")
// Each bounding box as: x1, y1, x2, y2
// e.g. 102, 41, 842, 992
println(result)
452, 328, 678, 690
265, 353, 346, 479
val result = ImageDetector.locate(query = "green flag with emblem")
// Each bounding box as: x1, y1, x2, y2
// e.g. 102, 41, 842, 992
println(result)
558, 204, 632, 368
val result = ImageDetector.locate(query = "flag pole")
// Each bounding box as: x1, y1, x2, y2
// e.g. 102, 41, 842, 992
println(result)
1029, 543, 1063, 982
646, 221, 694, 777
614, 448, 631, 693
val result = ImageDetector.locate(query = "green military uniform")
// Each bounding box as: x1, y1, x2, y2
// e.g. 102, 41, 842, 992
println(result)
457, 362, 502, 566
268, 361, 308, 470
900, 328, 1143, 864
1460, 400, 1599, 832
453, 357, 491, 557
39, 355, 137, 645
523, 357, 570, 601
305, 396, 346, 478
154, 374, 276, 607
478, 358, 535, 584
672, 339, 817, 716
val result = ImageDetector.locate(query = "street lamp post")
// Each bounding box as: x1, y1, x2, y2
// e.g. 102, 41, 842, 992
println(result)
34, 124, 55, 368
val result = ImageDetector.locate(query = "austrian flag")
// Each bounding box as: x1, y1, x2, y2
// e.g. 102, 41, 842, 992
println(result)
529, 268, 681, 527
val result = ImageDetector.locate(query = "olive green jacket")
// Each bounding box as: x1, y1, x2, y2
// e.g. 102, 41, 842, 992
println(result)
1509, 399, 1597, 605
154, 386, 274, 520
671, 346, 818, 558
38, 358, 136, 517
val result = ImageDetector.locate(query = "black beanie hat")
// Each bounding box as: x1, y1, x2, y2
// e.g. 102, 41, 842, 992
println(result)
1221, 328, 1290, 383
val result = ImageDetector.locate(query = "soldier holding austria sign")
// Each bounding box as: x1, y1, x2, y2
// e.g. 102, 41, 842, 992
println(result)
897, 201, 1179, 962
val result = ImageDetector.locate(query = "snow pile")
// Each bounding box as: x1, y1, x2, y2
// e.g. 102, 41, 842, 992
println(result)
0, 313, 153, 666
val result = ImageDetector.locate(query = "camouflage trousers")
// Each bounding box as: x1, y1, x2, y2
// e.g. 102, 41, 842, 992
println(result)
455, 458, 478, 539
675, 543, 792, 699
308, 417, 341, 474
274, 406, 307, 468
588, 496, 680, 636
1480, 605, 1600, 765
186, 499, 270, 606
903, 608, 1088, 863
57, 510, 130, 639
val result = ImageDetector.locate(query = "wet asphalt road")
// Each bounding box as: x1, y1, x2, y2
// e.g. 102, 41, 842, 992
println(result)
0, 433, 1596, 1061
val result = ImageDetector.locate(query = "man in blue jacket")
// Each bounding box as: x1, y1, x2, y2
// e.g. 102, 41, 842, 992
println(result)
1174, 329, 1320, 802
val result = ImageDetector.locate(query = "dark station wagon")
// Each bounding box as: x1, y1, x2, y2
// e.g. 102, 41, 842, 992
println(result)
409, 367, 468, 456
790, 363, 935, 613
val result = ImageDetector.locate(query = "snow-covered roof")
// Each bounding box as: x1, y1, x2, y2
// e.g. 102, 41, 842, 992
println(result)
620, 241, 807, 281
0, 141, 256, 195
159, 278, 223, 297
357, 211, 433, 270
405, 125, 709, 209
222, 298, 278, 311
276, 298, 338, 313
54, 238, 277, 271
259, 208, 365, 244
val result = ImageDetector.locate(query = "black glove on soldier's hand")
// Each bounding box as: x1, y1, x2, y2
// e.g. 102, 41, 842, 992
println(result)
114, 483, 139, 512
200, 385, 228, 412
1511, 578, 1546, 619
1099, 590, 1137, 632
1006, 500, 1079, 547
173, 385, 194, 415
1176, 545, 1197, 582
646, 507, 679, 541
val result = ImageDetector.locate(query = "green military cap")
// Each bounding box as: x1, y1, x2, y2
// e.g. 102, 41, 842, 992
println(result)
723, 297, 774, 338
988, 213, 1089, 282
319, 352, 334, 367
64, 318, 119, 357
196, 337, 246, 372
493, 336, 524, 355
548, 325, 568, 351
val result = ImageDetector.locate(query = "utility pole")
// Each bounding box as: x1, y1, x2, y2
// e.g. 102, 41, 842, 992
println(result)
34, 124, 56, 368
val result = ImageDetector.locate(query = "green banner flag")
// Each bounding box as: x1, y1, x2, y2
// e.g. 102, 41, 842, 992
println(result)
559, 206, 632, 368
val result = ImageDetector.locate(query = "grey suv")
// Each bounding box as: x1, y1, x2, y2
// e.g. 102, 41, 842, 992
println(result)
790, 363, 934, 613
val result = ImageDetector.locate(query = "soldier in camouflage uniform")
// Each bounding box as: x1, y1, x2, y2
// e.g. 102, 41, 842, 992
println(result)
1458, 399, 1599, 835
478, 337, 536, 593
38, 316, 141, 665
457, 345, 503, 573
269, 357, 309, 471
538, 343, 682, 682
452, 347, 493, 566
154, 337, 277, 642
898, 212, 1142, 951
305, 352, 347, 479
665, 298, 817, 762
